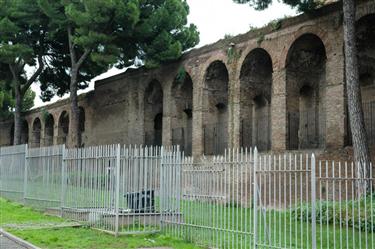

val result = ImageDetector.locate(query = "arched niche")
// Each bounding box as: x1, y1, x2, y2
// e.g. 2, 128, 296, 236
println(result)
144, 80, 163, 146
286, 34, 327, 150
44, 114, 54, 146
32, 118, 42, 148
239, 48, 273, 151
58, 111, 69, 145
171, 71, 193, 155
203, 60, 229, 155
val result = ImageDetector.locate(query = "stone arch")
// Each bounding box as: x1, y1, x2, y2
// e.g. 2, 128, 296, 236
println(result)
32, 117, 42, 147
239, 48, 273, 151
144, 79, 163, 146
58, 111, 69, 145
279, 27, 330, 70
171, 70, 193, 155
286, 33, 327, 149
203, 60, 229, 155
44, 114, 54, 146
346, 14, 375, 146
20, 120, 29, 144
356, 2, 375, 21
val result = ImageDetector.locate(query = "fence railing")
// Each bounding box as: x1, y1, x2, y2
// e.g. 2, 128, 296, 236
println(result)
0, 144, 374, 248
0, 144, 26, 202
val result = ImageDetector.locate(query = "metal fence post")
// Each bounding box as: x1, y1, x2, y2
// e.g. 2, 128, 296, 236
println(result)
60, 145, 66, 215
114, 144, 121, 237
160, 146, 165, 230
311, 154, 317, 249
253, 147, 258, 248
23, 144, 28, 204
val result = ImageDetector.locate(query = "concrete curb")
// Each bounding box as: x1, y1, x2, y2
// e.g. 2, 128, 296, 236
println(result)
0, 228, 41, 249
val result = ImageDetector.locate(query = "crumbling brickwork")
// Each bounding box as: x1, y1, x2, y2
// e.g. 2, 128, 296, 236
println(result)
1, 1, 375, 159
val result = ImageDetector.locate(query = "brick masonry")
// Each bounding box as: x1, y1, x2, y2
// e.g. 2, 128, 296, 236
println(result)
1, 0, 375, 161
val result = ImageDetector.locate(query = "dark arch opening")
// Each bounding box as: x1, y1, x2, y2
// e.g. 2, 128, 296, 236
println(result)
239, 48, 273, 151
32, 118, 41, 147
171, 71, 193, 155
44, 114, 54, 146
286, 33, 327, 150
203, 60, 229, 155
144, 80, 163, 146
58, 111, 69, 145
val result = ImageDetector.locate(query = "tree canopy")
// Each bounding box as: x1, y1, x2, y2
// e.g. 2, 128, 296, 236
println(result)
0, 0, 50, 144
37, 0, 199, 147
38, 0, 200, 101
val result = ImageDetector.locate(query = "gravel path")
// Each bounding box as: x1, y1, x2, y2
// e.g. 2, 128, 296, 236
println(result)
0, 234, 26, 249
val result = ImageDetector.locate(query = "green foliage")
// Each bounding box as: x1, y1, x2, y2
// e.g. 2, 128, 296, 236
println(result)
175, 67, 187, 84
0, 0, 49, 130
227, 46, 241, 64
0, 81, 14, 119
0, 0, 50, 70
40, 107, 50, 122
0, 77, 35, 119
293, 193, 375, 232
256, 32, 265, 45
1, 197, 201, 249
269, 19, 282, 31
38, 0, 200, 101
0, 198, 63, 225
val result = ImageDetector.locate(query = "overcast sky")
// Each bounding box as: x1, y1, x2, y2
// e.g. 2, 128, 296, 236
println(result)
31, 0, 297, 108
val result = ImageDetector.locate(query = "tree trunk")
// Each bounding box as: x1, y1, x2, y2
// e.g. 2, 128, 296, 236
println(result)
69, 69, 81, 148
343, 0, 371, 195
13, 80, 22, 145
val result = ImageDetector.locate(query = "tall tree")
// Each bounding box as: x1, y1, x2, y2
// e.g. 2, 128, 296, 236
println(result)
234, 0, 371, 180
38, 0, 199, 147
0, 0, 49, 144
342, 0, 370, 194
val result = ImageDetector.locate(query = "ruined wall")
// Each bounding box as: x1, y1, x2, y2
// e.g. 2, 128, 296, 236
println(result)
1, 0, 374, 159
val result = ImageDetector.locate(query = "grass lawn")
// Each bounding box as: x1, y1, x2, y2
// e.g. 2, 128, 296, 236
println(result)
1, 195, 373, 248
0, 197, 203, 249
161, 199, 374, 249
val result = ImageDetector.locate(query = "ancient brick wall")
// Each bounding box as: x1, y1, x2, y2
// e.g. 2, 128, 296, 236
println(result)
1, 0, 374, 161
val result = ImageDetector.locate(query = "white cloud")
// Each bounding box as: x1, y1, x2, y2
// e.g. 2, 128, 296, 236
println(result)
31, 0, 296, 108
187, 0, 297, 47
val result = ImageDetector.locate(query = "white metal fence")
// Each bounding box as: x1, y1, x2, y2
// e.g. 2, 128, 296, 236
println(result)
0, 144, 374, 248
0, 144, 26, 202
25, 145, 63, 208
